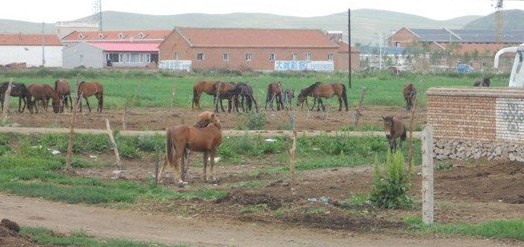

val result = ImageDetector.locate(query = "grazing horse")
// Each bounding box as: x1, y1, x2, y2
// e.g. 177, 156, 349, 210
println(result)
192, 80, 219, 110
0, 81, 30, 113
403, 83, 417, 111
27, 84, 61, 114
158, 111, 223, 186
382, 116, 407, 152
214, 82, 238, 113
265, 82, 284, 111
473, 76, 491, 87
282, 89, 294, 110
297, 82, 348, 111
236, 82, 258, 112
77, 81, 104, 113
55, 79, 72, 112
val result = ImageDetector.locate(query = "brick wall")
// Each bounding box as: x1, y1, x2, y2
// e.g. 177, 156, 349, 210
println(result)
427, 87, 524, 161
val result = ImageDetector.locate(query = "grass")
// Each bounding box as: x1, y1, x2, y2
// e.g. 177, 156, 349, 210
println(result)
21, 227, 188, 247
405, 216, 524, 241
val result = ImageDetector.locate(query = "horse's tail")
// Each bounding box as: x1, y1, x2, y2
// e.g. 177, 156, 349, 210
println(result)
401, 125, 407, 142
77, 81, 85, 97
341, 84, 349, 110
165, 128, 176, 167
192, 85, 199, 106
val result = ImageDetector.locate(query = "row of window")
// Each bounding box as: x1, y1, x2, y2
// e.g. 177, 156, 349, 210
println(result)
192, 53, 335, 61
106, 53, 153, 63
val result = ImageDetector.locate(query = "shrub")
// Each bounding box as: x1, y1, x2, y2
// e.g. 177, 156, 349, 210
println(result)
369, 151, 414, 209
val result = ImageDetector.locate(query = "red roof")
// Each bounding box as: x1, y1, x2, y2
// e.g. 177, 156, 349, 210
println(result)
0, 34, 62, 46
176, 27, 339, 48
63, 30, 170, 42
90, 42, 159, 52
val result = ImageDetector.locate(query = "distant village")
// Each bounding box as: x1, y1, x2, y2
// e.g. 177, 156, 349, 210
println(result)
0, 20, 521, 73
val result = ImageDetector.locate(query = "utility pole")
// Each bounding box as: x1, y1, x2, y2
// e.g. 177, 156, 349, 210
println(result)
41, 22, 46, 67
348, 8, 352, 88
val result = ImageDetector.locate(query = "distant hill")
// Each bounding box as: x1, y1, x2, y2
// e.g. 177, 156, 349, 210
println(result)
464, 9, 524, 31
0, 9, 486, 44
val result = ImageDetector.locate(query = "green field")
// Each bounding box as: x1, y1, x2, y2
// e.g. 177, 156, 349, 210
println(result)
0, 68, 511, 111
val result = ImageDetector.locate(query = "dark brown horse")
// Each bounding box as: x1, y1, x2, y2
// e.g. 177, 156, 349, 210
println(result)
0, 81, 30, 113
236, 82, 258, 113
158, 111, 222, 186
403, 83, 417, 111
77, 81, 104, 113
473, 76, 490, 87
27, 84, 61, 114
192, 80, 219, 110
265, 82, 284, 111
214, 82, 238, 113
55, 79, 72, 112
382, 116, 407, 152
297, 82, 348, 111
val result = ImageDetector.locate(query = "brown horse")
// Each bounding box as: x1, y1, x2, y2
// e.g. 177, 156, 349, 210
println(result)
0, 81, 30, 113
158, 111, 223, 186
236, 82, 258, 113
55, 79, 72, 112
27, 84, 61, 114
77, 81, 104, 113
265, 82, 284, 111
382, 116, 407, 152
297, 82, 348, 111
192, 80, 219, 110
403, 83, 416, 111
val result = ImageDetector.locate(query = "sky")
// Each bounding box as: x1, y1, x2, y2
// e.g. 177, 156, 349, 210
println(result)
1, 0, 523, 23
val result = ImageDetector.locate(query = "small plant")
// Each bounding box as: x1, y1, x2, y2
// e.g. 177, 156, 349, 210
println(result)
369, 151, 414, 209
242, 111, 266, 130
436, 161, 453, 170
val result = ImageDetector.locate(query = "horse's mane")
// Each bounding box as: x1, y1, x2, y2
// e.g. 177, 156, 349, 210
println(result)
301, 82, 322, 96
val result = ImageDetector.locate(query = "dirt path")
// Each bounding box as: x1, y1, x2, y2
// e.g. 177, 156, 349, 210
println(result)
0, 193, 517, 247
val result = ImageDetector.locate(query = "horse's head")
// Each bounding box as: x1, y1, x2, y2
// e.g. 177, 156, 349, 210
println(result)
194, 111, 221, 129
382, 116, 394, 139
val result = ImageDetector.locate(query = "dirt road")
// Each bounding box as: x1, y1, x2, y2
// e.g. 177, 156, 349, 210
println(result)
0, 193, 516, 247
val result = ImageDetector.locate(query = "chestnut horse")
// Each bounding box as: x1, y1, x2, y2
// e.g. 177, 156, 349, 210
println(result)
265, 82, 284, 111
382, 116, 407, 152
192, 80, 219, 110
27, 84, 61, 114
55, 79, 72, 112
77, 81, 104, 113
214, 82, 238, 113
0, 81, 30, 113
297, 82, 348, 111
403, 83, 416, 111
158, 111, 223, 186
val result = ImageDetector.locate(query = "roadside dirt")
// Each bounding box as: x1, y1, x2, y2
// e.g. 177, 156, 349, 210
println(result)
1, 106, 523, 246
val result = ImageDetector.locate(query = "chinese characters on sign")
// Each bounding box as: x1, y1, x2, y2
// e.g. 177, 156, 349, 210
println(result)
274, 60, 334, 72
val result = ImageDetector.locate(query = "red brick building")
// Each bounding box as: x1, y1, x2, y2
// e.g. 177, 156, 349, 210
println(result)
158, 27, 358, 72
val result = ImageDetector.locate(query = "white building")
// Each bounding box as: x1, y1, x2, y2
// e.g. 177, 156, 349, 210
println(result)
0, 34, 63, 67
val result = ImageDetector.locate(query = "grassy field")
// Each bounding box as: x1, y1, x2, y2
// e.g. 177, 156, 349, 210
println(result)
0, 68, 511, 110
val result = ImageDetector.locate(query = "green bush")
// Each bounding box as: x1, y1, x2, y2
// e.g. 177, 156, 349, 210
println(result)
369, 151, 414, 209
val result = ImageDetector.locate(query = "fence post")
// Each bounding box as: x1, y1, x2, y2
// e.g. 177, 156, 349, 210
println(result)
2, 79, 13, 125
421, 125, 434, 224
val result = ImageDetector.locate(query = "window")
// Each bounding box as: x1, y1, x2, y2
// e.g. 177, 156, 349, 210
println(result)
197, 53, 204, 61
306, 52, 312, 61
327, 53, 334, 61
395, 42, 401, 47
291, 53, 297, 60
269, 53, 275, 61
245, 53, 252, 61
223, 53, 230, 61
107, 53, 120, 63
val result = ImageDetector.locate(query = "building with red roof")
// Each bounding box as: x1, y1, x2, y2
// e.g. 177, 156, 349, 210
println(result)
158, 27, 357, 72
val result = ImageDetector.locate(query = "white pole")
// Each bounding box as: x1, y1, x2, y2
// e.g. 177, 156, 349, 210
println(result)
421, 126, 434, 224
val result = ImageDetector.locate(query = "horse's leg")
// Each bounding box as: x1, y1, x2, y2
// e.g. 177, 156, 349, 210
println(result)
173, 152, 186, 186
338, 96, 343, 111
310, 97, 317, 111
209, 150, 217, 182
97, 94, 103, 113
319, 98, 325, 111
157, 154, 168, 183
251, 96, 258, 113
202, 152, 209, 181
85, 97, 92, 112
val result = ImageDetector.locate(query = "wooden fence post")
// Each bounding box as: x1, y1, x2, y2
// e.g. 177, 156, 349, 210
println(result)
66, 91, 81, 172
352, 87, 367, 127
2, 79, 13, 125
106, 119, 123, 179
421, 125, 434, 224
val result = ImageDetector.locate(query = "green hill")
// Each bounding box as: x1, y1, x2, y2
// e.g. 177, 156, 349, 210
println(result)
0, 9, 484, 44
464, 9, 524, 31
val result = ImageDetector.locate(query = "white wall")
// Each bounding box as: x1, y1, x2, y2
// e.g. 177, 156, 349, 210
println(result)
0, 46, 62, 67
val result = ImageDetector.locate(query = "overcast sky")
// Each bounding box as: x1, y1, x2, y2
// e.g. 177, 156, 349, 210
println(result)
1, 0, 523, 23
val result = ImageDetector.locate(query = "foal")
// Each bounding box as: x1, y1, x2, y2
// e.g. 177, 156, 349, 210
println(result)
158, 111, 223, 186
382, 116, 407, 152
